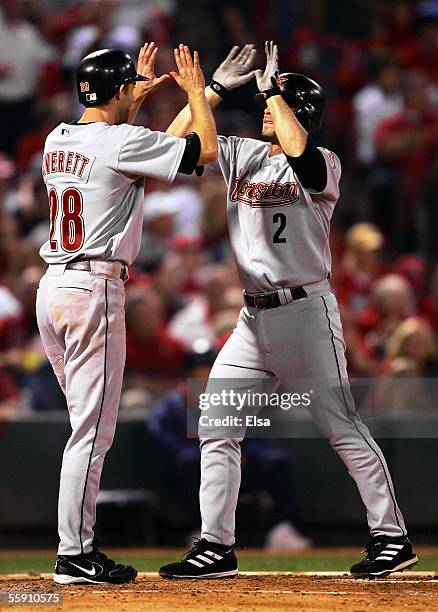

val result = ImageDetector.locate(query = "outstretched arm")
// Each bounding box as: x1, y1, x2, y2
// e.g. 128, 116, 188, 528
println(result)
255, 41, 308, 157
128, 42, 170, 125
166, 44, 257, 138
166, 86, 222, 139
255, 41, 327, 191
170, 45, 217, 165
267, 96, 309, 157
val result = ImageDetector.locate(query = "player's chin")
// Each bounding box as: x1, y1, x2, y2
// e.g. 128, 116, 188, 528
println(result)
261, 128, 279, 145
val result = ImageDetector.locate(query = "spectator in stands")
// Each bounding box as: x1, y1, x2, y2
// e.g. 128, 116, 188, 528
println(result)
334, 222, 386, 314
282, 0, 367, 154
16, 268, 58, 414
359, 274, 417, 361
374, 70, 438, 250
211, 301, 243, 349
148, 343, 312, 550
62, 1, 123, 73
367, 355, 427, 414
142, 250, 188, 320
392, 254, 427, 299
0, 282, 24, 409
338, 302, 380, 378
137, 190, 180, 270
18, 265, 68, 412
392, 254, 438, 328
169, 262, 242, 348
125, 286, 187, 392
353, 56, 403, 169
281, 0, 330, 83
0, 157, 19, 284
0, 265, 58, 412
396, 0, 438, 83
369, 0, 416, 55
0, 0, 55, 155
386, 316, 438, 376
5, 171, 48, 238
169, 236, 204, 295
198, 177, 229, 256
14, 93, 71, 172
368, 316, 438, 414
422, 261, 438, 330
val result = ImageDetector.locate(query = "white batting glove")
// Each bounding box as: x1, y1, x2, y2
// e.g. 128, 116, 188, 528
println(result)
211, 44, 257, 91
254, 40, 279, 92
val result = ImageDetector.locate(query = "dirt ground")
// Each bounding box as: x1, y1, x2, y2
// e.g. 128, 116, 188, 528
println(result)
1, 573, 437, 611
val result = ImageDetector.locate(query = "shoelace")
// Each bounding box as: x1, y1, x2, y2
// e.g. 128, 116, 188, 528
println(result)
89, 548, 118, 568
181, 538, 242, 560
361, 537, 392, 559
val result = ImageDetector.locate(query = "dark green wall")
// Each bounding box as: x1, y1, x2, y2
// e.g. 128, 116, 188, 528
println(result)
1, 414, 437, 534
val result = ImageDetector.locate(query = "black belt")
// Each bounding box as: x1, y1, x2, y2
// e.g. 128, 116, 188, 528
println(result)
65, 260, 126, 280
244, 286, 307, 310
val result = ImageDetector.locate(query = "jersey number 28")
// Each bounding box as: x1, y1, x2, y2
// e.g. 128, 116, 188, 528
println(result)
48, 187, 85, 252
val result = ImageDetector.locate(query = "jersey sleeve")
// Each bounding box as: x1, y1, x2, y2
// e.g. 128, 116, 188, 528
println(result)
117, 126, 186, 182
308, 147, 342, 203
203, 135, 233, 180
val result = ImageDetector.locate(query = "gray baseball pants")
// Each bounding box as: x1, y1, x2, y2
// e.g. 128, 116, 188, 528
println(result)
36, 262, 126, 556
199, 283, 407, 546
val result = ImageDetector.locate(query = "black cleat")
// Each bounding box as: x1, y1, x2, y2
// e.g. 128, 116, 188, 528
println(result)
350, 535, 418, 579
54, 546, 137, 584
159, 538, 239, 579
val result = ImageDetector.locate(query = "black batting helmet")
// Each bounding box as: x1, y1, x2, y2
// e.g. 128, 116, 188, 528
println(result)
76, 49, 149, 107
275, 72, 325, 132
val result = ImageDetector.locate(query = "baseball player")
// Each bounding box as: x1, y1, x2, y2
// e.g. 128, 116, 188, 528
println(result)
160, 43, 417, 579
36, 43, 218, 584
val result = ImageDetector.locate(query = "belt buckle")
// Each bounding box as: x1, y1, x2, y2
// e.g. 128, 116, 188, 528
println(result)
253, 294, 264, 309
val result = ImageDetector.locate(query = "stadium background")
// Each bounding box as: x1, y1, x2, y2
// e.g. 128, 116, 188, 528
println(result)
0, 0, 438, 553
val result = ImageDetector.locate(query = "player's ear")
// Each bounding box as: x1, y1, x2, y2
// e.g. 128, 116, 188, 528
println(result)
115, 84, 128, 101
120, 83, 133, 98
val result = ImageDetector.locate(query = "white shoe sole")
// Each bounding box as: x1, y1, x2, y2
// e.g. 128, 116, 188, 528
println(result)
161, 569, 238, 579
54, 574, 136, 585
352, 555, 418, 579
54, 574, 106, 584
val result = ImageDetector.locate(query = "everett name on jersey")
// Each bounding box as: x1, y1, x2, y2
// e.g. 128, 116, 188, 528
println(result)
40, 121, 185, 266
206, 136, 341, 293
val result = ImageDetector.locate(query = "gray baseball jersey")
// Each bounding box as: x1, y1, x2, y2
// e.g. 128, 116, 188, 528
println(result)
40, 122, 186, 265
206, 136, 341, 293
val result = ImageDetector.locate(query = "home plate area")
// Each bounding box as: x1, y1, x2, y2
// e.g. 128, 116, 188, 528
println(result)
2, 572, 437, 611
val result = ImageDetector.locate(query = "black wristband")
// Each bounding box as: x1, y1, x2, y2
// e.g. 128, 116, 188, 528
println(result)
261, 85, 281, 100
254, 85, 282, 103
209, 80, 229, 98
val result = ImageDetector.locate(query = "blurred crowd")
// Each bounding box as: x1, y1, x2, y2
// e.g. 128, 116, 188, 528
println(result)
0, 0, 438, 416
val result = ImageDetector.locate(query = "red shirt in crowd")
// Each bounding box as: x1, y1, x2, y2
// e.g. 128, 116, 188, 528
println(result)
126, 327, 186, 377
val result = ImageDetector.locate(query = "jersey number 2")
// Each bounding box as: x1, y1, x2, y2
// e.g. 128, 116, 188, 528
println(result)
272, 212, 287, 243
49, 187, 85, 252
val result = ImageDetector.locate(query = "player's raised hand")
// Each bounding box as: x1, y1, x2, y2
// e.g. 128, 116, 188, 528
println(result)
133, 42, 170, 102
212, 44, 257, 90
254, 40, 279, 92
170, 45, 205, 96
